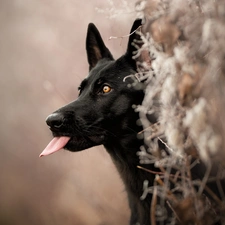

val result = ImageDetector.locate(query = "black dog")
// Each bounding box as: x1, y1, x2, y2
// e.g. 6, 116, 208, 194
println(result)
40, 19, 225, 224
40, 19, 154, 224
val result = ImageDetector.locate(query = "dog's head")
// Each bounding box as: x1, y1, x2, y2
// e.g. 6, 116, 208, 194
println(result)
40, 19, 145, 157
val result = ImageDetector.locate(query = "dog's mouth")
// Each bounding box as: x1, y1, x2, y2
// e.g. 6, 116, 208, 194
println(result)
39, 136, 71, 157
39, 133, 105, 157
40, 114, 107, 157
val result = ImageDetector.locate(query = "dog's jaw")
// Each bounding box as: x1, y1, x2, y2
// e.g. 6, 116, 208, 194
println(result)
64, 134, 105, 152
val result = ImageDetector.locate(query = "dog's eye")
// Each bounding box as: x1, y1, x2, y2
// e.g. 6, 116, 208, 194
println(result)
102, 85, 111, 93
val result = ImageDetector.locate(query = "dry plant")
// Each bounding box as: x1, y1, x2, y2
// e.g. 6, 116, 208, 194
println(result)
132, 0, 225, 224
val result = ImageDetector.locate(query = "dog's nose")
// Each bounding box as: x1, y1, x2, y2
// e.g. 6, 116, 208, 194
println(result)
46, 112, 64, 128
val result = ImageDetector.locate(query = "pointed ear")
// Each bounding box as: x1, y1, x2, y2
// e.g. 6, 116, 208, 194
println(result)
126, 19, 143, 57
125, 19, 151, 71
86, 23, 113, 71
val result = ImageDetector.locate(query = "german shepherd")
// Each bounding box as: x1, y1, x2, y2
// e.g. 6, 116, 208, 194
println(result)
40, 19, 224, 225
40, 19, 153, 224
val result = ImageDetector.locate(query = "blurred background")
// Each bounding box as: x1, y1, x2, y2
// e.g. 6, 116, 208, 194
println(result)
0, 0, 137, 224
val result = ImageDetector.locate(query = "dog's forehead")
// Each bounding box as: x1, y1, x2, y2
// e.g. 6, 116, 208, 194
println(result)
78, 60, 114, 89
88, 58, 133, 80
88, 60, 117, 80
80, 57, 135, 89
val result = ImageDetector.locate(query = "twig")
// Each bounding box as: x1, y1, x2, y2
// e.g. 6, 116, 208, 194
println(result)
137, 165, 164, 175
204, 185, 225, 207
185, 156, 196, 200
155, 175, 178, 204
123, 73, 141, 82
166, 200, 181, 223
216, 166, 225, 201
146, 132, 164, 141
108, 25, 142, 40
157, 137, 175, 154
198, 162, 211, 195
138, 122, 161, 135
151, 180, 158, 225
137, 165, 186, 185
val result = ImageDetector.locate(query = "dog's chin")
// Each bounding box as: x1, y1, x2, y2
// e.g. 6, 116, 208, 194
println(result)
64, 135, 105, 152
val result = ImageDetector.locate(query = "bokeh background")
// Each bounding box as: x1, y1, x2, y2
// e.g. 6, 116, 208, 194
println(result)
0, 0, 137, 224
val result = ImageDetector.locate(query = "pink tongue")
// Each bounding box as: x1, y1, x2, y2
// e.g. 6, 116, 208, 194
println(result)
39, 136, 71, 157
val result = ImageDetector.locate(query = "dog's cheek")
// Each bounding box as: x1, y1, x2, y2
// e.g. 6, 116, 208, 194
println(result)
110, 95, 130, 116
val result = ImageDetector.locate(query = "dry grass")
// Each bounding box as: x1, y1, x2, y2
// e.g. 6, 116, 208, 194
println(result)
134, 0, 225, 224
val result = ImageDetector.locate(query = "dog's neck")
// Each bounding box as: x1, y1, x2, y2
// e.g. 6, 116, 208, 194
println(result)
104, 121, 146, 187
104, 131, 153, 225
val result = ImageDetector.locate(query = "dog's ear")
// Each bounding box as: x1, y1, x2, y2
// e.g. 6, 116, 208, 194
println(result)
86, 23, 113, 71
125, 19, 151, 71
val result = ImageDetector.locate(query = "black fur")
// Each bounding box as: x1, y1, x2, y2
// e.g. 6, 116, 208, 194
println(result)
46, 19, 153, 224
45, 20, 225, 225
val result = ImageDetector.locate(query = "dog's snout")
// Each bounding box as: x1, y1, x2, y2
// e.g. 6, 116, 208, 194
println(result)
46, 113, 65, 128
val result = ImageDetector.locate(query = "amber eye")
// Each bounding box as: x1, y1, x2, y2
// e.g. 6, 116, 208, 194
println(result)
102, 85, 111, 93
